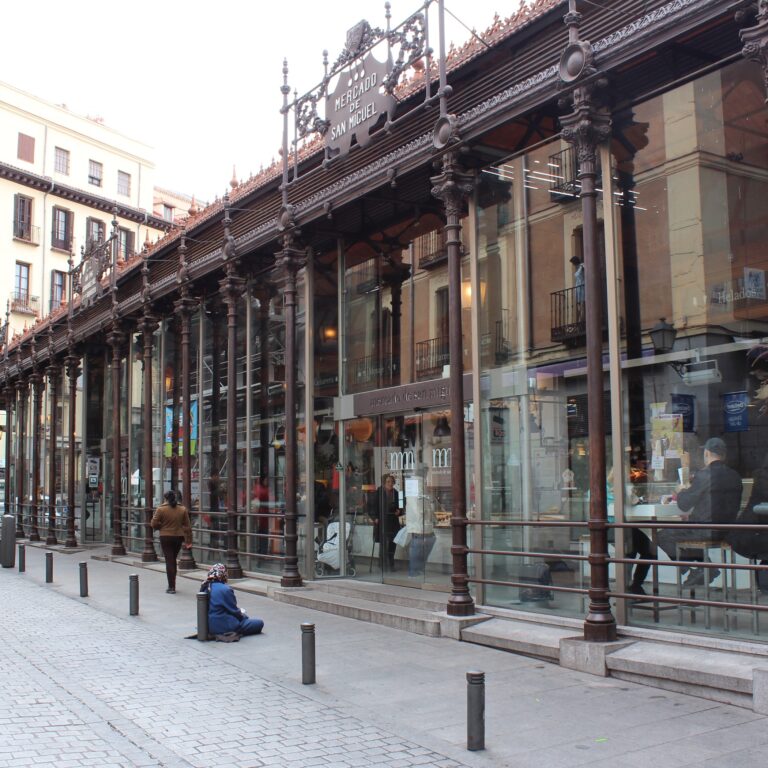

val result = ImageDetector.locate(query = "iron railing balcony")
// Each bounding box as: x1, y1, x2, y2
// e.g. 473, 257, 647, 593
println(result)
415, 336, 449, 379
10, 291, 40, 316
352, 354, 396, 387
13, 220, 39, 244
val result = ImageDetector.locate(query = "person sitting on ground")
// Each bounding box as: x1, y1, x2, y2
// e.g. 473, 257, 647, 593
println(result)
200, 563, 264, 637
728, 454, 768, 593
657, 437, 742, 588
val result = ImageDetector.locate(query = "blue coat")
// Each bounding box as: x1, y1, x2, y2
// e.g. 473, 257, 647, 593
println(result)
206, 581, 264, 637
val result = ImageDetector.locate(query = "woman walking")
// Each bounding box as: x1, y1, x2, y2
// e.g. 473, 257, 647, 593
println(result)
151, 490, 192, 593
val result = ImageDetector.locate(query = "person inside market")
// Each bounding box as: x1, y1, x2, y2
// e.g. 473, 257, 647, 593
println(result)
150, 489, 193, 594
200, 563, 264, 638
367, 473, 405, 572
656, 437, 743, 588
727, 453, 768, 593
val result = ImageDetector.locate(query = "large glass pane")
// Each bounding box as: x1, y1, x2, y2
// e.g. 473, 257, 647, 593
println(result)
613, 59, 768, 637
476, 138, 610, 618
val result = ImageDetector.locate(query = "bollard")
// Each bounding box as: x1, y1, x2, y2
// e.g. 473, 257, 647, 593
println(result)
0, 514, 15, 568
301, 622, 316, 685
129, 574, 139, 616
45, 552, 53, 583
197, 590, 210, 641
79, 562, 88, 597
18, 544, 25, 573
467, 671, 485, 751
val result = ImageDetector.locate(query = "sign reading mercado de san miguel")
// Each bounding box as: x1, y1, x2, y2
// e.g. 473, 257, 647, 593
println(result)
324, 21, 398, 158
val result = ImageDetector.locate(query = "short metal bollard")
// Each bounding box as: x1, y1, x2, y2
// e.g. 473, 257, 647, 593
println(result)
0, 514, 15, 568
79, 562, 88, 597
18, 544, 25, 573
197, 590, 210, 641
45, 552, 53, 583
129, 574, 139, 616
301, 622, 316, 685
467, 670, 485, 751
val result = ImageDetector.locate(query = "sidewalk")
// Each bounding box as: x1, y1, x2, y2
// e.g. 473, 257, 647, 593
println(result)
2, 545, 768, 767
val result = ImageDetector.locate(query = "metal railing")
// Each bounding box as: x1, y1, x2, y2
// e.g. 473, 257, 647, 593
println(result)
10, 291, 40, 316
12, 220, 39, 243
415, 335, 449, 379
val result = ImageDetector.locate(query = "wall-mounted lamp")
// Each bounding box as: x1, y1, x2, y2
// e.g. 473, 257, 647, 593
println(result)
433, 415, 451, 438
649, 317, 676, 354
650, 318, 721, 384
320, 325, 338, 343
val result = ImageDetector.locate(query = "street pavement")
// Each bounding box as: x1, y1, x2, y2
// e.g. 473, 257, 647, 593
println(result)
2, 544, 768, 767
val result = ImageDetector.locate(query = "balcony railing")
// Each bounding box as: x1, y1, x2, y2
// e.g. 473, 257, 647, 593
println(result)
414, 230, 447, 270
551, 286, 585, 344
480, 311, 512, 366
13, 220, 39, 244
352, 354, 397, 387
548, 146, 601, 202
11, 291, 40, 316
415, 336, 449, 379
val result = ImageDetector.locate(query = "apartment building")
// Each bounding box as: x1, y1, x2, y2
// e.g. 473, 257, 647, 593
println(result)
0, 81, 172, 338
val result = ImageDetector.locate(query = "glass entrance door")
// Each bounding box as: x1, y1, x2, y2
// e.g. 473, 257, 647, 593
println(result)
345, 412, 453, 588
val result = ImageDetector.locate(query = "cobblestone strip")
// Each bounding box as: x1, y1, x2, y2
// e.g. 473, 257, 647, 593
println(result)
0, 578, 466, 768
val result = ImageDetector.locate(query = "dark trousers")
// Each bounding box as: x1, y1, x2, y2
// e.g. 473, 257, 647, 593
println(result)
160, 536, 184, 589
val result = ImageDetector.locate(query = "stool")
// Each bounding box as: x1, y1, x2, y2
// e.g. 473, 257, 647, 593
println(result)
675, 539, 732, 630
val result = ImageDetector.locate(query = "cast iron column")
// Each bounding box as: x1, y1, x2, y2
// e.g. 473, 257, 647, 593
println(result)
431, 151, 475, 616
15, 375, 27, 538
219, 198, 244, 579
3, 380, 13, 516
739, 0, 768, 101
64, 350, 79, 548
45, 358, 60, 545
140, 309, 159, 562
29, 364, 43, 542
176, 233, 197, 570
559, 2, 615, 641
108, 326, 126, 556
277, 240, 304, 588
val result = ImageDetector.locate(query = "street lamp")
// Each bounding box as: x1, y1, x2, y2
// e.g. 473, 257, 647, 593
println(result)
649, 318, 676, 354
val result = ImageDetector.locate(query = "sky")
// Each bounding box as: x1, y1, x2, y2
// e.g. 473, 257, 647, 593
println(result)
0, 0, 522, 204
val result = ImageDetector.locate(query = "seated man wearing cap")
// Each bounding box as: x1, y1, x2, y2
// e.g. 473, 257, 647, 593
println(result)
657, 437, 742, 588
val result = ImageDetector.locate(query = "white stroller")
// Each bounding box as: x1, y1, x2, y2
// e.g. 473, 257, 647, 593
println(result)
315, 517, 356, 576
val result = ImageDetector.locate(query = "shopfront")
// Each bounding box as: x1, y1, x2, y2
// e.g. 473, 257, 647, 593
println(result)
3, 0, 768, 644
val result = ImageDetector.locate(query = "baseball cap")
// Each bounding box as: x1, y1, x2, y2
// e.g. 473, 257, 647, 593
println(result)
703, 437, 726, 458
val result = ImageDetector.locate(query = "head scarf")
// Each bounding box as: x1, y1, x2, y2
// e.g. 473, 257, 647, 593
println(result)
206, 563, 228, 583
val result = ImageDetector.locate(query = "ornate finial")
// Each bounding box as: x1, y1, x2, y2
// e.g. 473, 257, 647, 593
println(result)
144, 232, 151, 250
322, 49, 329, 77
188, 195, 199, 216
230, 166, 239, 189
385, 1, 391, 31
281, 58, 290, 97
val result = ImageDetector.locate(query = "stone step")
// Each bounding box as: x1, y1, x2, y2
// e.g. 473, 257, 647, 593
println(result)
606, 640, 758, 708
461, 617, 578, 661
273, 587, 443, 636
307, 578, 451, 612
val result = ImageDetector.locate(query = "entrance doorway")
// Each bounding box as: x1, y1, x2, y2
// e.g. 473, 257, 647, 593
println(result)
339, 411, 454, 588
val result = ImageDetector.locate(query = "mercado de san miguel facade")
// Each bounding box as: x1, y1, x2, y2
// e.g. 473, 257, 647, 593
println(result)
3, 0, 768, 645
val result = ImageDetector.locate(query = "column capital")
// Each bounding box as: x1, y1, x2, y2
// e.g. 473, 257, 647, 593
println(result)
740, 1, 768, 102
218, 264, 247, 306
430, 152, 475, 219
560, 96, 611, 169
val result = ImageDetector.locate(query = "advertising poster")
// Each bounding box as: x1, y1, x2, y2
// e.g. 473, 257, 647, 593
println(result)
670, 393, 695, 433
164, 398, 199, 457
722, 391, 749, 433
650, 412, 683, 472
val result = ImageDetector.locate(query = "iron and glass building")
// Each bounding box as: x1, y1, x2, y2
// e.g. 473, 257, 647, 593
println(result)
2, 0, 768, 646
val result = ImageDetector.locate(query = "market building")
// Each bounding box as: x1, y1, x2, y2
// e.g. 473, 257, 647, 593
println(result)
2, 0, 768, 657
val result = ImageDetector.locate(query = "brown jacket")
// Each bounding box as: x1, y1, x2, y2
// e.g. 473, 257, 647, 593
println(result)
150, 502, 192, 545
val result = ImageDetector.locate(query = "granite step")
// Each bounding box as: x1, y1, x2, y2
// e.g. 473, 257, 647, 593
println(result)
461, 617, 579, 661
306, 578, 451, 612
606, 640, 759, 708
273, 586, 443, 636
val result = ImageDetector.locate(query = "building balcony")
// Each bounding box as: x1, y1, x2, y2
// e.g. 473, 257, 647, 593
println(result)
415, 230, 447, 270
11, 292, 40, 316
415, 336, 449, 379
353, 354, 396, 387
13, 221, 39, 244
548, 146, 601, 202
